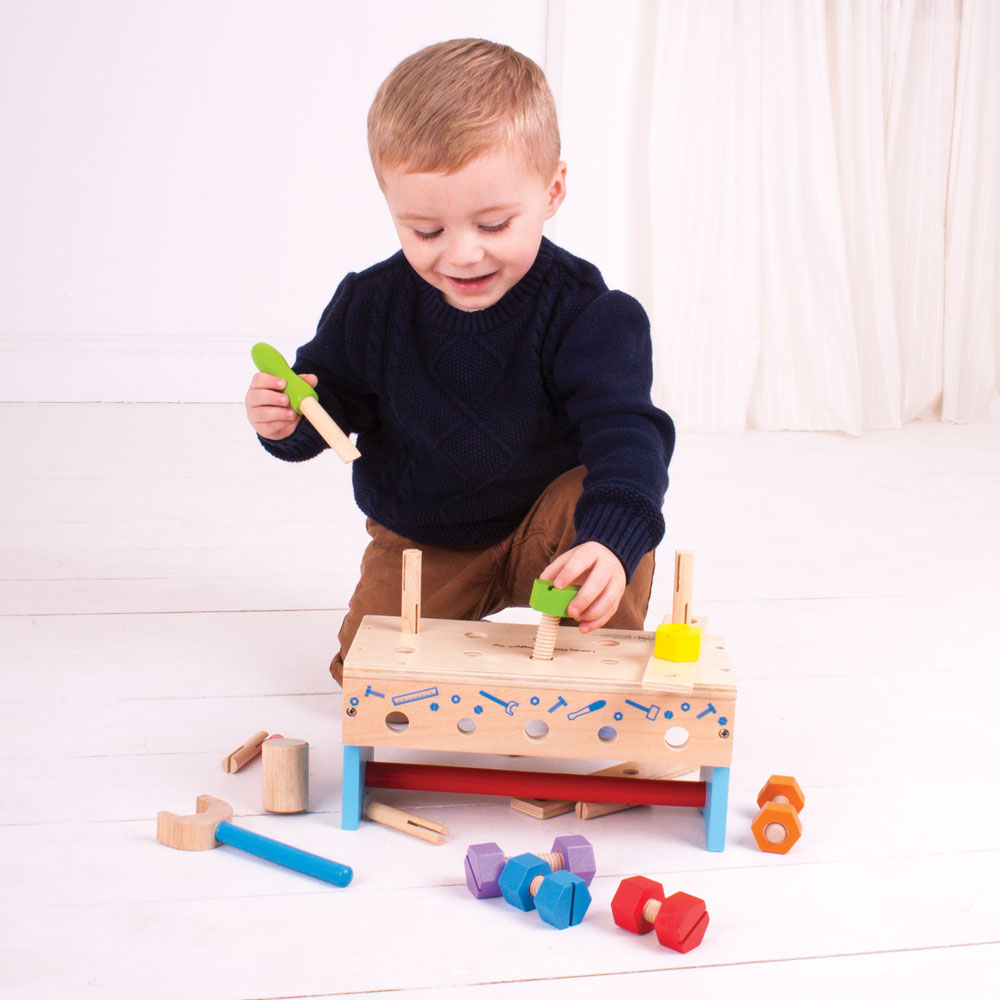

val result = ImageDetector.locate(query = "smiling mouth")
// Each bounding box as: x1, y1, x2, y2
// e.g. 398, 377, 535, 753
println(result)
445, 271, 498, 291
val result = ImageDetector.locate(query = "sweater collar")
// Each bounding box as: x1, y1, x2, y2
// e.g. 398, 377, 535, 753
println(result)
414, 237, 556, 333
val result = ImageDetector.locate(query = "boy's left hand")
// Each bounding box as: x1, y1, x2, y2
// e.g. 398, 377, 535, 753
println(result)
541, 542, 626, 634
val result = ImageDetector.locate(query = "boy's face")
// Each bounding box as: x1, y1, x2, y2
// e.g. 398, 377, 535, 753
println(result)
381, 147, 567, 311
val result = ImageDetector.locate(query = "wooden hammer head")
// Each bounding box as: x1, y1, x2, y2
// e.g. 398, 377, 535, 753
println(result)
156, 794, 234, 851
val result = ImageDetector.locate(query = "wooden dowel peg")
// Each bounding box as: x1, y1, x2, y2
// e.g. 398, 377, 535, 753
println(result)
401, 548, 422, 635
363, 801, 449, 845
262, 737, 309, 813
222, 730, 268, 773
672, 549, 694, 624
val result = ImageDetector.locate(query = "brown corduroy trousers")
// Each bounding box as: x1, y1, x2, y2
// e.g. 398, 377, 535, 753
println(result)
330, 467, 655, 686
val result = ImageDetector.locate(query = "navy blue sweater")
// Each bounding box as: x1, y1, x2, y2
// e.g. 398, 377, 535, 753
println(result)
261, 238, 674, 579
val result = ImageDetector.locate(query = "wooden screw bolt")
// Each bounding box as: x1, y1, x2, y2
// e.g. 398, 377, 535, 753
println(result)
611, 875, 709, 953
497, 852, 592, 929
465, 835, 596, 899
528, 579, 579, 661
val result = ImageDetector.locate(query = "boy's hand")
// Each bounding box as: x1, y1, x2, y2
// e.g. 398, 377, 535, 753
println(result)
244, 372, 318, 441
541, 541, 627, 634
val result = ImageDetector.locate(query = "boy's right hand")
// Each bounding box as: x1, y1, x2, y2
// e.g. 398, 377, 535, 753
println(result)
244, 372, 318, 440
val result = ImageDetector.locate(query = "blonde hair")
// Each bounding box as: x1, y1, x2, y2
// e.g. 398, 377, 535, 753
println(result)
367, 38, 561, 185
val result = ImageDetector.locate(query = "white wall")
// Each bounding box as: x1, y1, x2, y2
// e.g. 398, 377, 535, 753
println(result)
0, 0, 551, 402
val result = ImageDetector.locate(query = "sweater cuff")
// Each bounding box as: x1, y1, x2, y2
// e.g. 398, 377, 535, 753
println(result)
257, 418, 326, 463
573, 492, 664, 582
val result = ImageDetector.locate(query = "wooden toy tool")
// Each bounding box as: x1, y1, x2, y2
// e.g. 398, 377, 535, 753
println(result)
222, 729, 268, 772
251, 342, 360, 463
157, 794, 352, 887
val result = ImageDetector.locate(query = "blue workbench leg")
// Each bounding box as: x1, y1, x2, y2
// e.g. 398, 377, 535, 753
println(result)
701, 765, 730, 852
342, 745, 373, 830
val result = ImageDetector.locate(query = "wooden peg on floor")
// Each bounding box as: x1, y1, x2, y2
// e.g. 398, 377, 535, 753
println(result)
363, 800, 449, 845
222, 730, 268, 773
262, 737, 309, 813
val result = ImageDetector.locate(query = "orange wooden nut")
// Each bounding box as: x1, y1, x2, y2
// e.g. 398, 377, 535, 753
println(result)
751, 800, 802, 853
756, 775, 805, 813
752, 774, 805, 854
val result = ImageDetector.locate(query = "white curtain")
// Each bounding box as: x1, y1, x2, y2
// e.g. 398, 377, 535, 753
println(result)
553, 0, 1000, 433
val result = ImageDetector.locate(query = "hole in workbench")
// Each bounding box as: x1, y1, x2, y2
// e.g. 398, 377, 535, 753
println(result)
664, 726, 690, 750
465, 631, 488, 639
524, 719, 549, 741
385, 711, 409, 733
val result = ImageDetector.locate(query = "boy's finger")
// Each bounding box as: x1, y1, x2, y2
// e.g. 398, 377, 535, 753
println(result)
246, 390, 291, 410
250, 372, 287, 391
551, 551, 593, 590
567, 574, 609, 619
253, 406, 298, 424
577, 584, 619, 632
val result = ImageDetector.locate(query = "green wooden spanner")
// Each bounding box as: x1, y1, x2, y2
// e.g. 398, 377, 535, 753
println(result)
251, 342, 360, 463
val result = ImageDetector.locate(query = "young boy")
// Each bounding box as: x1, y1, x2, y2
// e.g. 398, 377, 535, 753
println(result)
245, 38, 675, 685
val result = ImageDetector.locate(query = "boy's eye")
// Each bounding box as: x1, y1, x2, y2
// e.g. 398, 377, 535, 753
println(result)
414, 228, 443, 241
480, 219, 511, 234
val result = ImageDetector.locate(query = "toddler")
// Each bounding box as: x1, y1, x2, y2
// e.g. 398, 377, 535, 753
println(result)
244, 38, 675, 685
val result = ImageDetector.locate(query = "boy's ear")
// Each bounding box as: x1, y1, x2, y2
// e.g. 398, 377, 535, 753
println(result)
544, 161, 568, 219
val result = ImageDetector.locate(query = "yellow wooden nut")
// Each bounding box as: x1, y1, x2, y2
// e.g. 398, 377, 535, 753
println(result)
654, 623, 702, 662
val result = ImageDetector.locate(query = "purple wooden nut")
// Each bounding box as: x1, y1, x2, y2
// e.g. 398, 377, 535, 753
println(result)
551, 834, 596, 885
464, 842, 507, 899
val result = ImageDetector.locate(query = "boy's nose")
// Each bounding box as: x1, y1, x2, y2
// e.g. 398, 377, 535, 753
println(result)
445, 229, 485, 267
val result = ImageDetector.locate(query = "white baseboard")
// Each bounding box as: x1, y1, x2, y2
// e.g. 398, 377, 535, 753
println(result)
0, 333, 258, 402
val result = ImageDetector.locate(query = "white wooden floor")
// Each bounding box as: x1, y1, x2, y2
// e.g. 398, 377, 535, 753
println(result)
2, 403, 998, 999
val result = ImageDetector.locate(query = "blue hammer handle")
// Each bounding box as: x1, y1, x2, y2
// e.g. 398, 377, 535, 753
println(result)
215, 820, 353, 887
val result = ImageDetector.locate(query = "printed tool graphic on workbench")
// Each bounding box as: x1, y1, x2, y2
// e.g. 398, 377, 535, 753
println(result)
340, 549, 736, 851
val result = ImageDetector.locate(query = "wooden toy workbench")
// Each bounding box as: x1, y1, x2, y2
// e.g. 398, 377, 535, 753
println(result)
340, 556, 736, 850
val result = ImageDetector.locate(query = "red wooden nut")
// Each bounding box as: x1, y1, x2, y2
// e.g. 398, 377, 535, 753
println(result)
654, 891, 709, 953
611, 875, 664, 934
611, 876, 709, 953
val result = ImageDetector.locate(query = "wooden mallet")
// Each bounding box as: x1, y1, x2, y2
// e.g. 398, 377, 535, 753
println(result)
156, 794, 353, 887
251, 342, 360, 463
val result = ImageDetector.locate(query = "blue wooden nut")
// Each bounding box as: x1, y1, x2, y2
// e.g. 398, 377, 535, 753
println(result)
498, 853, 551, 912
535, 869, 592, 929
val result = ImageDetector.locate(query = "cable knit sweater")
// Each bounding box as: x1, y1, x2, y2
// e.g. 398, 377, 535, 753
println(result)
261, 238, 675, 580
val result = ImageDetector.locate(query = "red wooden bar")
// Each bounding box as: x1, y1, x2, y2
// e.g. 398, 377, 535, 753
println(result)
365, 761, 707, 808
